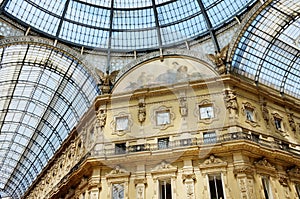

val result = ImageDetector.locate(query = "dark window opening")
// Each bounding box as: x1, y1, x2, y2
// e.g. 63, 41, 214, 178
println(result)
158, 137, 170, 149
160, 180, 172, 199
209, 175, 224, 199
115, 143, 126, 154
274, 118, 282, 130
203, 132, 217, 144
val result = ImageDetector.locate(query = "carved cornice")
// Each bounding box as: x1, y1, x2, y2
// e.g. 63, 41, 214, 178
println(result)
106, 166, 131, 181
134, 178, 147, 185
182, 173, 196, 182
199, 155, 227, 169
151, 161, 177, 178
287, 166, 300, 182
233, 165, 255, 177
254, 158, 276, 176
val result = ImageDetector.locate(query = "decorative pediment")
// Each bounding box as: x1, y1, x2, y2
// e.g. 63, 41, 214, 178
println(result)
254, 158, 276, 175
151, 161, 177, 178
287, 166, 300, 182
106, 166, 130, 178
199, 155, 227, 169
106, 166, 130, 185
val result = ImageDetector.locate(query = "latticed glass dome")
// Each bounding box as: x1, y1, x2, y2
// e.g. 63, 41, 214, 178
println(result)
3, 0, 254, 51
2, 0, 300, 198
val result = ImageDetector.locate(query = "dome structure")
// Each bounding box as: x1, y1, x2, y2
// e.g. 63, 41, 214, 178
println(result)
0, 0, 299, 198
2, 0, 254, 51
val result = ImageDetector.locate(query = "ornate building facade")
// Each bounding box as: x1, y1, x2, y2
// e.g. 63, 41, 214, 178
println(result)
0, 0, 299, 199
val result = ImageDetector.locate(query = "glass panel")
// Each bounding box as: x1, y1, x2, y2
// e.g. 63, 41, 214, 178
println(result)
112, 183, 124, 199
115, 116, 129, 131
156, 111, 170, 125
203, 132, 217, 144
4, 0, 255, 50
158, 137, 169, 149
200, 106, 214, 119
0, 43, 99, 196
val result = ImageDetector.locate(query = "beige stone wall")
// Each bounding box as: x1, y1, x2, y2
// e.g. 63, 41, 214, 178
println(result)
25, 65, 300, 199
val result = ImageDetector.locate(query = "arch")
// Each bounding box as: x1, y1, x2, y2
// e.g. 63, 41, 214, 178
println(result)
0, 37, 100, 197
230, 0, 300, 98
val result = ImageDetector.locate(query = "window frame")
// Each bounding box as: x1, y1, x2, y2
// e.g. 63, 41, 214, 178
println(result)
199, 105, 214, 120
203, 131, 217, 144
207, 174, 225, 199
115, 116, 129, 131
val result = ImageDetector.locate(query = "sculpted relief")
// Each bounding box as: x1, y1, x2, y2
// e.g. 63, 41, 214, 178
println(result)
113, 57, 218, 94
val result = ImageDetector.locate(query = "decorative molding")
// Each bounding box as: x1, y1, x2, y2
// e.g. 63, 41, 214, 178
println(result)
233, 165, 255, 176
287, 166, 300, 182
261, 101, 270, 127
287, 113, 296, 133
111, 112, 133, 136
179, 96, 188, 117
271, 112, 287, 136
138, 100, 146, 124
241, 102, 260, 127
207, 44, 229, 75
151, 161, 178, 178
195, 99, 220, 124
199, 154, 227, 169
106, 166, 130, 182
96, 104, 107, 128
151, 105, 175, 130
116, 50, 216, 81
224, 89, 238, 117
254, 158, 276, 176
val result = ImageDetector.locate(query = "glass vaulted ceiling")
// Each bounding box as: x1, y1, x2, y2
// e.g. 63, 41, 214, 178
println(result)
232, 0, 300, 98
2, 0, 254, 52
0, 42, 99, 198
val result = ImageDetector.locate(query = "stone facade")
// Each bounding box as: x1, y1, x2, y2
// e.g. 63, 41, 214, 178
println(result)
24, 56, 300, 199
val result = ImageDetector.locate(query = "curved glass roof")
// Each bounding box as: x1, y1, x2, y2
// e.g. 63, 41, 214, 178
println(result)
232, 0, 300, 98
0, 41, 99, 198
2, 0, 254, 52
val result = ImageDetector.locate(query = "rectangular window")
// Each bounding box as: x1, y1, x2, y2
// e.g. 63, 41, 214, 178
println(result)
295, 184, 300, 199
158, 137, 169, 149
159, 179, 172, 199
200, 106, 214, 119
116, 116, 128, 131
180, 138, 192, 146
208, 174, 224, 199
262, 177, 273, 199
156, 111, 170, 125
112, 183, 124, 199
274, 118, 282, 131
203, 131, 217, 144
115, 143, 126, 154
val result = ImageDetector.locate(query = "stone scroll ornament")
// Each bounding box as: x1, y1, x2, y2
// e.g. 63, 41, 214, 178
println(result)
207, 44, 229, 75
96, 69, 119, 94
